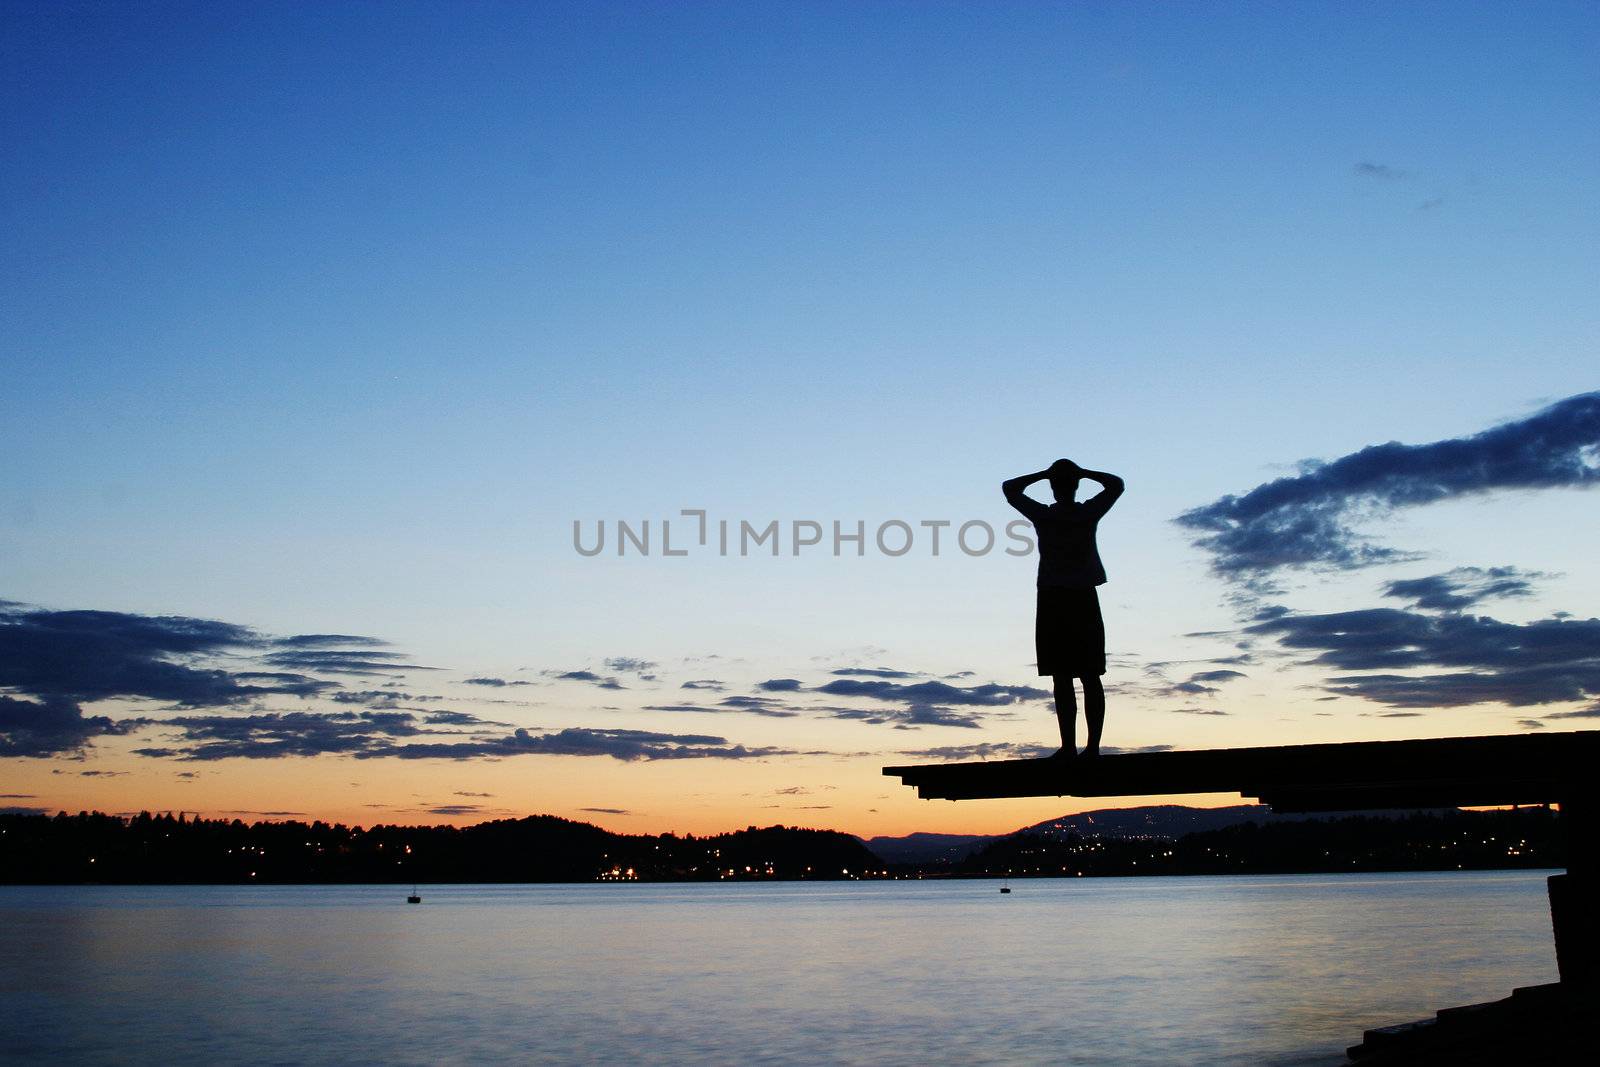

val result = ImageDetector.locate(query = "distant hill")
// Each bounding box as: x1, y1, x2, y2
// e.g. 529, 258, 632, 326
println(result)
0, 811, 884, 884
1019, 803, 1294, 840
862, 831, 995, 865
958, 806, 1561, 877
862, 804, 1281, 866
866, 803, 1467, 866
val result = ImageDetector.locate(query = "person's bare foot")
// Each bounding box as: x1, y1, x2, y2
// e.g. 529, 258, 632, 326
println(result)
1081, 747, 1100, 759
1049, 747, 1077, 760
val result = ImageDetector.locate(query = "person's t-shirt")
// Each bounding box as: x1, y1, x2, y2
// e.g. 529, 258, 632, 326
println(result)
1009, 489, 1118, 589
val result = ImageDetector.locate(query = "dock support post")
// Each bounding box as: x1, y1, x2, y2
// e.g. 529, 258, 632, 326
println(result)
1551, 794, 1600, 985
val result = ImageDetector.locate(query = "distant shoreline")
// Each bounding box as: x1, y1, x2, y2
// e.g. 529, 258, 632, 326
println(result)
2, 804, 1564, 885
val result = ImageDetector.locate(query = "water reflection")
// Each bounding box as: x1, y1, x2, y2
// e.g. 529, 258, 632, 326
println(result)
0, 872, 1559, 1065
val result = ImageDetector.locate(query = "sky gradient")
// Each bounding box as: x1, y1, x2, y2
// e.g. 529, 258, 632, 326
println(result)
4, 2, 1598, 836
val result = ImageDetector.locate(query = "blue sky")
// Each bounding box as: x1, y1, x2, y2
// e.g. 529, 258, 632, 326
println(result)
3, 2, 1597, 832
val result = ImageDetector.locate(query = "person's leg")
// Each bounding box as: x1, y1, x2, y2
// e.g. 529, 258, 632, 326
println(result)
1052, 674, 1078, 755
1081, 675, 1105, 757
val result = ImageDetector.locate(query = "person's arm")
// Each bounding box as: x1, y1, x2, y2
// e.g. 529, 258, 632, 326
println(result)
1002, 468, 1051, 522
1077, 467, 1125, 519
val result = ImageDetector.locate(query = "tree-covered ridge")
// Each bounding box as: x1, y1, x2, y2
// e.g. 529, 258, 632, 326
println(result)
0, 811, 885, 884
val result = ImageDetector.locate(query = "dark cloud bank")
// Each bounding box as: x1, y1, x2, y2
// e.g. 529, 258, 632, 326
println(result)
1173, 393, 1600, 722
1, 603, 786, 763
1248, 600, 1600, 713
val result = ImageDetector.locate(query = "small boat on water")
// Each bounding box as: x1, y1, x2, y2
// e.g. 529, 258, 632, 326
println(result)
1000, 879, 1011, 894
407, 884, 421, 904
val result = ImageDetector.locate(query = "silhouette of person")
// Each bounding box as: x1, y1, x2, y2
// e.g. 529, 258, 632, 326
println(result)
1004, 459, 1124, 758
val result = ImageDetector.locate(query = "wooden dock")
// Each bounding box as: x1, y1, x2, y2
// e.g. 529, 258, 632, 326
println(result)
883, 730, 1600, 812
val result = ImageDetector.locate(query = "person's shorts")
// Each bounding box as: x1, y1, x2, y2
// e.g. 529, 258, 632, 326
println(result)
1035, 585, 1106, 678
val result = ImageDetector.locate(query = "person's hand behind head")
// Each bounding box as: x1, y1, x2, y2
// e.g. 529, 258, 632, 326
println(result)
1050, 459, 1082, 477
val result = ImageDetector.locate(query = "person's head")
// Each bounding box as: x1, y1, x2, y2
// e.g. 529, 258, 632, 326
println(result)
1047, 459, 1081, 503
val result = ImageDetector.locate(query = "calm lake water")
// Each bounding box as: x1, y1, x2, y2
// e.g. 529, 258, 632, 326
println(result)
0, 871, 1560, 1065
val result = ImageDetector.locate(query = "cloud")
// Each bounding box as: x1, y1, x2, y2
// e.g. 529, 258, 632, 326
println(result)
580, 807, 631, 815
830, 667, 920, 679
1382, 566, 1543, 611
603, 657, 657, 676
1248, 606, 1600, 709
812, 678, 1051, 707
745, 675, 1050, 731
355, 727, 795, 762
133, 710, 437, 760
272, 634, 386, 648
329, 690, 445, 707
896, 741, 1058, 762
1545, 706, 1600, 720
461, 677, 531, 688
0, 695, 143, 758
550, 670, 624, 690
1187, 670, 1247, 684
825, 704, 987, 729
260, 650, 433, 676
0, 603, 335, 707
642, 697, 799, 719
424, 710, 506, 726
1353, 161, 1406, 180
454, 790, 493, 797
1177, 392, 1600, 587
680, 679, 725, 691
129, 709, 794, 762
1170, 707, 1230, 716
1, 806, 49, 816
425, 804, 483, 816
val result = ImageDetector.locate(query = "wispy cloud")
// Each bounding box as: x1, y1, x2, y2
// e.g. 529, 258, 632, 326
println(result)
1176, 393, 1600, 589
261, 649, 434, 676
549, 669, 625, 690
896, 741, 1058, 761
643, 697, 798, 719
829, 666, 921, 679
746, 675, 1051, 730
603, 657, 658, 678
1382, 566, 1544, 612
1353, 161, 1406, 180
1248, 605, 1600, 710
130, 710, 796, 762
